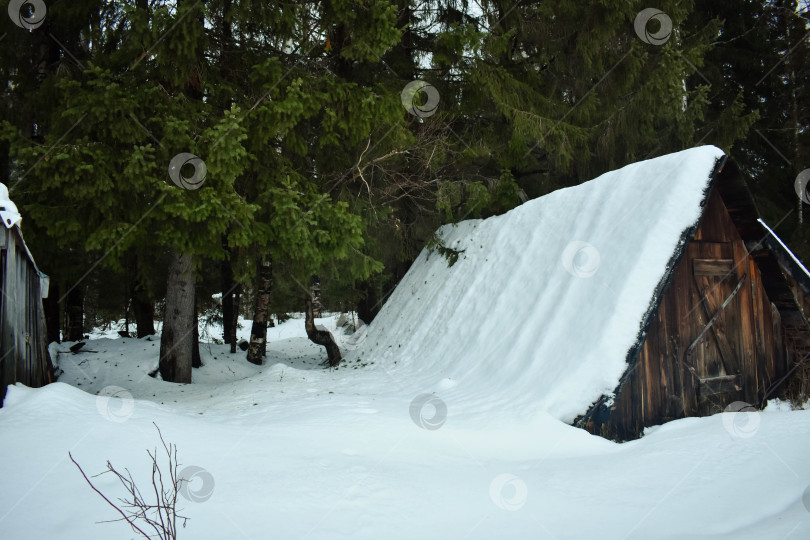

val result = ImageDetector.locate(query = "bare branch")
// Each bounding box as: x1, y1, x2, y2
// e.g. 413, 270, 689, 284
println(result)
69, 452, 153, 540
68, 424, 190, 540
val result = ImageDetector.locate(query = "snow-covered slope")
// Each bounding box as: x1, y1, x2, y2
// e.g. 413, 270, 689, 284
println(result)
357, 146, 726, 422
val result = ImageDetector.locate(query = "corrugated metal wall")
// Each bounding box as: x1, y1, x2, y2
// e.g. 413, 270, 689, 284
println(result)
0, 226, 53, 405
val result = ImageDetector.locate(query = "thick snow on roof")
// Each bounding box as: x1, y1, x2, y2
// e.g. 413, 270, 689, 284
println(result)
357, 146, 726, 423
0, 183, 22, 229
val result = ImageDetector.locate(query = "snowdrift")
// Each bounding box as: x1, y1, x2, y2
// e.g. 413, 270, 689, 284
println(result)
358, 146, 726, 423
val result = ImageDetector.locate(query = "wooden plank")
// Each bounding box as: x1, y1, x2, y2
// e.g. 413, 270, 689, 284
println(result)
693, 259, 734, 276
734, 237, 757, 406
699, 374, 742, 396
681, 244, 700, 417
694, 193, 731, 243
749, 258, 768, 403
659, 294, 678, 421
772, 302, 782, 377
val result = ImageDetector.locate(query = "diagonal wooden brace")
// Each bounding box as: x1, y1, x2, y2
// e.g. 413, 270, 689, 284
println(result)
683, 274, 747, 379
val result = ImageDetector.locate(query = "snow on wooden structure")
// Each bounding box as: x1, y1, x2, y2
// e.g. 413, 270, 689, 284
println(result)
0, 184, 54, 406
357, 145, 810, 441
577, 158, 810, 439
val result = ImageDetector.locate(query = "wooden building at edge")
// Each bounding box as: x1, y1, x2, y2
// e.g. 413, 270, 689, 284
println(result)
0, 185, 54, 405
577, 157, 810, 440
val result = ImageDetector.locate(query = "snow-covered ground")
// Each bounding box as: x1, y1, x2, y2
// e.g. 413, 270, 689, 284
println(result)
1, 147, 809, 538
1, 324, 808, 539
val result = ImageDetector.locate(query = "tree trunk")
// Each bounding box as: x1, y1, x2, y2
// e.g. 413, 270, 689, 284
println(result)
131, 273, 155, 338
125, 250, 154, 338
305, 292, 341, 367
787, 12, 803, 225
159, 251, 195, 383
123, 285, 130, 336
221, 238, 236, 345
222, 275, 233, 344
218, 0, 238, 348
247, 259, 272, 365
66, 286, 83, 341
330, 23, 353, 79
784, 7, 802, 225
310, 276, 323, 317
230, 284, 240, 353
159, 0, 204, 382
132, 291, 155, 338
357, 279, 380, 325
264, 312, 274, 354
44, 282, 60, 343
192, 285, 201, 368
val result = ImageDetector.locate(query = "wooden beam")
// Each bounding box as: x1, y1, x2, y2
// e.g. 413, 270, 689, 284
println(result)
699, 374, 742, 396
693, 258, 734, 276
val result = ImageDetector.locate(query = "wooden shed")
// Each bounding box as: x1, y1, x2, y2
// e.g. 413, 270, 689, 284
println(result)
0, 184, 54, 406
576, 158, 810, 440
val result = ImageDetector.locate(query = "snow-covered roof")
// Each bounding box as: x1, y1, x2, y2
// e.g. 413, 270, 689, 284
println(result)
357, 146, 726, 423
0, 183, 23, 229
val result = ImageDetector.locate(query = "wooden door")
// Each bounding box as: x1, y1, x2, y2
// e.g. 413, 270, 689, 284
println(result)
687, 242, 747, 414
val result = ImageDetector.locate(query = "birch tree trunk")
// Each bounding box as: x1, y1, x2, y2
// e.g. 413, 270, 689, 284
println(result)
247, 259, 272, 365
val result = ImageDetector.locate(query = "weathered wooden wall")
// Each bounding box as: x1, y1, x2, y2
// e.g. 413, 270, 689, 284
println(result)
584, 188, 793, 440
0, 226, 53, 405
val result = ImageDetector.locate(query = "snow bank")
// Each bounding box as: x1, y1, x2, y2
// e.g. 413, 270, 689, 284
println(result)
358, 146, 726, 422
2, 375, 809, 540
